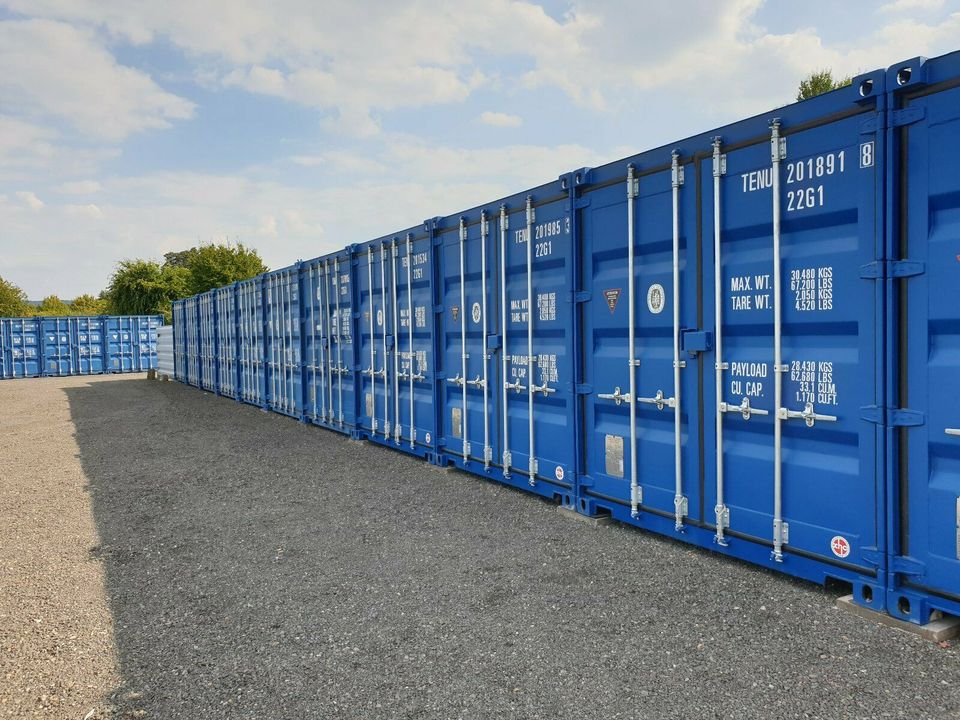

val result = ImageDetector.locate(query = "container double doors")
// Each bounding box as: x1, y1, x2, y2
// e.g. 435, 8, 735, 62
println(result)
104, 316, 157, 373
358, 243, 395, 441
264, 269, 302, 417
41, 317, 103, 376
237, 280, 264, 405
305, 254, 356, 431
580, 108, 883, 576
198, 295, 217, 390
580, 159, 700, 524
440, 195, 577, 488
1, 318, 40, 378
893, 76, 960, 609
215, 287, 237, 397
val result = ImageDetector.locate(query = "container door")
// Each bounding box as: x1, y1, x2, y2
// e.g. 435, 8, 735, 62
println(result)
440, 217, 497, 468
198, 297, 217, 389
302, 263, 329, 424
216, 292, 236, 396
42, 318, 73, 376
237, 281, 264, 405
265, 271, 302, 416
581, 159, 700, 523
327, 256, 356, 429
500, 196, 575, 489
894, 73, 960, 611
107, 317, 135, 374
187, 300, 200, 386
78, 318, 103, 375
703, 110, 882, 572
136, 317, 158, 372
358, 246, 391, 438
395, 234, 436, 453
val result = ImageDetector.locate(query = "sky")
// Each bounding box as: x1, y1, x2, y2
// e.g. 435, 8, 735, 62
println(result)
1, 0, 958, 299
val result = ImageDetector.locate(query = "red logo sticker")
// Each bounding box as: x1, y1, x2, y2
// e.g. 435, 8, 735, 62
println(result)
603, 288, 621, 314
830, 535, 850, 559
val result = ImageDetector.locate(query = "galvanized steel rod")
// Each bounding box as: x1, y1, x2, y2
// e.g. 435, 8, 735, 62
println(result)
480, 211, 491, 469
525, 196, 536, 485
671, 151, 685, 531
317, 267, 326, 421
285, 270, 294, 411
627, 166, 640, 517
367, 247, 377, 432
380, 243, 389, 438
406, 234, 415, 449
324, 261, 333, 422
771, 119, 786, 563
712, 138, 729, 546
309, 267, 317, 419
391, 240, 401, 443
334, 257, 344, 426
500, 206, 511, 478
459, 218, 469, 459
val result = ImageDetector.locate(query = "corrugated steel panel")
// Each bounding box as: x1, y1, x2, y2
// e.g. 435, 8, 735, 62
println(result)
157, 325, 174, 377
886, 52, 960, 623
264, 265, 303, 418
215, 285, 238, 398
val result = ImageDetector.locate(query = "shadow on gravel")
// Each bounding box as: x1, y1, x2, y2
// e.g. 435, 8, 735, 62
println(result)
65, 376, 960, 720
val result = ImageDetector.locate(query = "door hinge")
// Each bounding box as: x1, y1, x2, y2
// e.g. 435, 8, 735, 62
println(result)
574, 197, 591, 210
575, 291, 592, 303
575, 383, 594, 395
890, 409, 925, 427
860, 546, 884, 568
579, 474, 595, 488
860, 405, 884, 425
892, 555, 925, 577
892, 106, 925, 127
859, 260, 925, 279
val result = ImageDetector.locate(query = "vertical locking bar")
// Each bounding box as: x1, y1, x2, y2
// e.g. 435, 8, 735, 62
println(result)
285, 270, 294, 411
270, 276, 278, 408
317, 267, 327, 421
459, 218, 470, 459
480, 211, 492, 469
309, 265, 318, 419
334, 256, 344, 426
381, 242, 390, 439
406, 234, 415, 449
324, 263, 333, 422
392, 239, 401, 443
500, 206, 511, 477
525, 196, 537, 485
367, 246, 377, 432
771, 119, 787, 562
712, 137, 730, 545
671, 151, 686, 531
627, 166, 641, 517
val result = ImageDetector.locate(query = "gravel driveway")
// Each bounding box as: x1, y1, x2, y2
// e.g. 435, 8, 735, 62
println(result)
1, 374, 957, 719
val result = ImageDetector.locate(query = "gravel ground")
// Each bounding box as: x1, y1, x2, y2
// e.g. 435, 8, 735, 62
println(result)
1, 374, 958, 719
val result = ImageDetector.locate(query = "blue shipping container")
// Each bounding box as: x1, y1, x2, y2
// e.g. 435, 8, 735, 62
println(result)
0, 317, 41, 378
169, 48, 960, 626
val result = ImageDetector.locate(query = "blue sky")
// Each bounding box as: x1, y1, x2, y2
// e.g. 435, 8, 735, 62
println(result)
1, 0, 958, 298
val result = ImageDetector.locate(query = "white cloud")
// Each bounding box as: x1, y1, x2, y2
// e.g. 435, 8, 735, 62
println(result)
15, 191, 45, 211
57, 180, 102, 195
66, 203, 104, 219
880, 0, 944, 12
479, 111, 522, 127
0, 19, 195, 141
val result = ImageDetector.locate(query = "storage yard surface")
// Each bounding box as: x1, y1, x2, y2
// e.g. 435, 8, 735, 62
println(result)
1, 375, 958, 720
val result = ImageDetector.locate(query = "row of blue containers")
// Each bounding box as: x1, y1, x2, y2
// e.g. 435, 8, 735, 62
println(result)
173, 50, 960, 626
0, 315, 161, 379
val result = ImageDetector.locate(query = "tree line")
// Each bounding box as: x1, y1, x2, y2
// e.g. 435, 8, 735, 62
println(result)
0, 243, 267, 323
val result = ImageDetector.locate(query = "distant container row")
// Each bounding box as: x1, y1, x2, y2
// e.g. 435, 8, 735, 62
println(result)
173, 50, 960, 627
0, 316, 161, 379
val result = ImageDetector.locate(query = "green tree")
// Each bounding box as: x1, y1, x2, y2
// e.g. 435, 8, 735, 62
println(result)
34, 295, 71, 316
797, 70, 851, 101
186, 243, 267, 296
0, 276, 29, 316
70, 293, 108, 316
105, 260, 186, 323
